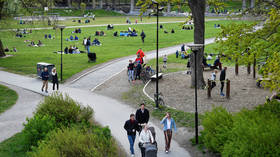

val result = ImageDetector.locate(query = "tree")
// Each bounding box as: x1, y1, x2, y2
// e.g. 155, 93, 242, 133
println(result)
68, 0, 72, 7
242, 0, 246, 10
188, 0, 206, 87
0, 40, 6, 57
130, 0, 134, 13
99, 0, 103, 8
92, 0, 96, 9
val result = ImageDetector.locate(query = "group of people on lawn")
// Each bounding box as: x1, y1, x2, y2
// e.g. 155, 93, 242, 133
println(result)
124, 103, 177, 157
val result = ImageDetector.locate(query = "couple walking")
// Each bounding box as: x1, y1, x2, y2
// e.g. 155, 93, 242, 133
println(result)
124, 103, 177, 156
40, 67, 59, 93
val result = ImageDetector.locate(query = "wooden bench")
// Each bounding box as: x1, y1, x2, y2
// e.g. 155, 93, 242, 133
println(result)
151, 73, 163, 81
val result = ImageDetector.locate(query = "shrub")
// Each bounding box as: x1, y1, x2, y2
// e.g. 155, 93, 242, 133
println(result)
36, 93, 93, 127
201, 107, 233, 153
22, 114, 56, 150
29, 126, 117, 157
222, 109, 280, 156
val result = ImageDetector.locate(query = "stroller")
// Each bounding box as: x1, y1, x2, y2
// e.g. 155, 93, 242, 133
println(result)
145, 126, 158, 157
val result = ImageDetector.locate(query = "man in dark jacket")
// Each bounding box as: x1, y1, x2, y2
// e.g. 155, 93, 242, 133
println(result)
140, 30, 146, 43
136, 103, 150, 126
220, 67, 227, 96
41, 67, 49, 93
124, 114, 140, 157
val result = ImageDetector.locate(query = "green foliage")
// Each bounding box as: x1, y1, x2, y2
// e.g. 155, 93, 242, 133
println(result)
29, 126, 117, 157
22, 115, 56, 150
80, 3, 87, 14
200, 101, 280, 156
201, 107, 233, 153
0, 84, 18, 114
0, 133, 28, 157
36, 92, 93, 127
262, 52, 280, 92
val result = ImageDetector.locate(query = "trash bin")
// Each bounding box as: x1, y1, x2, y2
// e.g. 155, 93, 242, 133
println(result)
37, 62, 55, 80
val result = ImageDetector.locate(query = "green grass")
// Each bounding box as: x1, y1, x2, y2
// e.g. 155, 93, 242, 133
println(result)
0, 20, 248, 81
0, 84, 18, 114
0, 133, 27, 157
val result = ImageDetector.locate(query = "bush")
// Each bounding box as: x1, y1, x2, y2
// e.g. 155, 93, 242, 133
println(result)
36, 93, 93, 127
29, 126, 117, 157
201, 101, 280, 156
22, 114, 56, 150
201, 107, 233, 153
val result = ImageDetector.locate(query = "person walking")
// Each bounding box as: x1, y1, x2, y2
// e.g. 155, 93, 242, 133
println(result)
139, 124, 154, 157
124, 114, 140, 157
160, 112, 177, 153
220, 67, 227, 96
83, 37, 87, 50
136, 103, 150, 127
140, 30, 146, 43
51, 67, 59, 90
210, 70, 218, 89
86, 37, 91, 53
41, 67, 49, 93
163, 54, 168, 68
128, 60, 135, 82
135, 62, 142, 80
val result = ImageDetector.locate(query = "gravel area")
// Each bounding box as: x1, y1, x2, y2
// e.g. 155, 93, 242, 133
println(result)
145, 66, 272, 113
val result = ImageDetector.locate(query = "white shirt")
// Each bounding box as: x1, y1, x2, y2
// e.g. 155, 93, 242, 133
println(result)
167, 118, 171, 129
207, 55, 212, 60
211, 72, 216, 81
83, 39, 87, 45
139, 130, 154, 144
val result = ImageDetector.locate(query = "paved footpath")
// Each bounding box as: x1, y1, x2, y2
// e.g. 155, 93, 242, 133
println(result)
0, 37, 215, 156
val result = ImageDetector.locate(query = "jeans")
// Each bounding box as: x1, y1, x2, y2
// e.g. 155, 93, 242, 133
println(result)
128, 70, 134, 81
128, 135, 136, 155
86, 46, 90, 53
220, 81, 225, 94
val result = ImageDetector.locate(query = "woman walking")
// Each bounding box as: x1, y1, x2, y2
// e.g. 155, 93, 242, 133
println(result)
160, 112, 176, 153
52, 67, 59, 90
139, 124, 154, 157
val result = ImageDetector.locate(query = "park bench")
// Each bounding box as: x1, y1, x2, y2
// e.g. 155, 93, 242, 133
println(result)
151, 73, 163, 81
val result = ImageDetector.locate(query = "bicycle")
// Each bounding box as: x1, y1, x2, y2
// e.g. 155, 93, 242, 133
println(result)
154, 92, 165, 106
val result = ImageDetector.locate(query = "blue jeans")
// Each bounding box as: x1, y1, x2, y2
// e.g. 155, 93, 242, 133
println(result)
86, 46, 90, 53
128, 70, 134, 81
128, 135, 136, 155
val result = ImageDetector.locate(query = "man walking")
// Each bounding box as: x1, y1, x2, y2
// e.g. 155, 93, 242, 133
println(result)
86, 37, 91, 53
41, 67, 49, 93
136, 103, 150, 127
220, 67, 227, 96
124, 114, 140, 157
140, 30, 146, 43
128, 60, 135, 82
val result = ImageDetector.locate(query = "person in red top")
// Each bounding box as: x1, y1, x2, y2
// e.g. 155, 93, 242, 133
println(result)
136, 48, 145, 58
135, 54, 143, 64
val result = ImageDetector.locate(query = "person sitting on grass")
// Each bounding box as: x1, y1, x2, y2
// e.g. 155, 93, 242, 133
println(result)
171, 29, 175, 33
64, 47, 69, 54
74, 35, 79, 41
73, 47, 80, 54
92, 38, 101, 46
13, 47, 17, 52
70, 35, 74, 41
37, 40, 43, 46
48, 34, 52, 39
29, 40, 35, 47
44, 34, 48, 39
78, 28, 81, 33
213, 56, 222, 70
69, 45, 73, 54
4, 47, 9, 52
113, 31, 118, 37
100, 31, 105, 36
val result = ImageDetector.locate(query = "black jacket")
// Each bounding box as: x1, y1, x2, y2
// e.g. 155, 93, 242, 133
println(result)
124, 120, 140, 136
220, 69, 226, 81
135, 108, 150, 124
52, 72, 58, 83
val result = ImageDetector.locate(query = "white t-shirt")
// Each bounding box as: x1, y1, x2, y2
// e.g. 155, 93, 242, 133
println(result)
211, 72, 216, 81
167, 119, 171, 129
83, 39, 87, 45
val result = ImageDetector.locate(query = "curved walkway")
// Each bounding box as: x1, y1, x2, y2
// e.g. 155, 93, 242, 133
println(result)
0, 82, 42, 142
0, 38, 215, 156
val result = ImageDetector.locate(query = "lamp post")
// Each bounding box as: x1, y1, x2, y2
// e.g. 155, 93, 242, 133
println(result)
152, 0, 163, 108
58, 25, 65, 81
187, 43, 204, 144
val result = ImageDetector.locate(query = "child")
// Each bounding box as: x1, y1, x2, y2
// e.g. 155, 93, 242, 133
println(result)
210, 70, 218, 89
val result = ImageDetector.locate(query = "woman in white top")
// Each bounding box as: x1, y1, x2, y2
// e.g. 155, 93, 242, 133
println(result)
139, 124, 154, 157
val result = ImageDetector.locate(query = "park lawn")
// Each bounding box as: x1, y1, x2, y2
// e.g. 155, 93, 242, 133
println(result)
0, 16, 225, 30
0, 20, 248, 81
0, 84, 18, 114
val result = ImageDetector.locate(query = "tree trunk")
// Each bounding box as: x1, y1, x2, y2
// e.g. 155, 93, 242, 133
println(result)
188, 0, 206, 88
99, 0, 103, 8
167, 1, 171, 13
253, 54, 256, 79
92, 0, 96, 9
68, 0, 72, 7
242, 0, 246, 10
112, 0, 116, 10
235, 59, 239, 75
0, 40, 6, 57
130, 0, 134, 13
0, 1, 4, 20
247, 63, 251, 74
250, 0, 255, 8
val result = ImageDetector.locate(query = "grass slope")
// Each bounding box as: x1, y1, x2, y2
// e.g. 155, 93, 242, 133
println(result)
0, 20, 248, 81
0, 84, 18, 114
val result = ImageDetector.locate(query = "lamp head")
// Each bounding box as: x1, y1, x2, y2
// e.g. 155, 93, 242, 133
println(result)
57, 25, 66, 30
187, 44, 204, 52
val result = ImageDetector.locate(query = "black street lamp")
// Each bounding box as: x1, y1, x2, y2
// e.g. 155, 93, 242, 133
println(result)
58, 25, 65, 81
187, 43, 204, 144
152, 0, 163, 108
